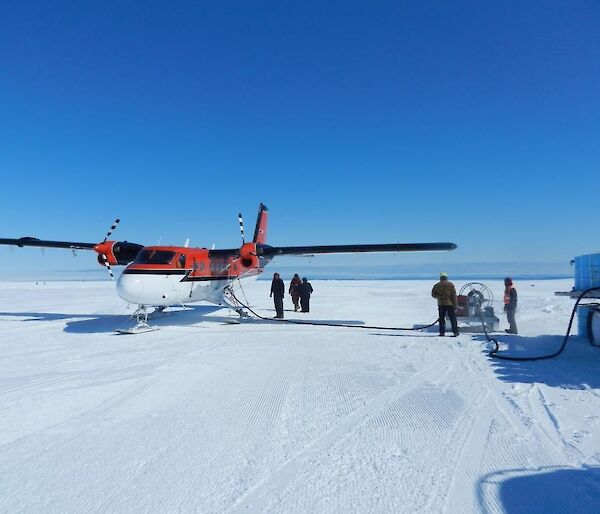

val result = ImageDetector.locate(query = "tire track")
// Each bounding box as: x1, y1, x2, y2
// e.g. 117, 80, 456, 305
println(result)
453, 345, 585, 512
527, 384, 584, 463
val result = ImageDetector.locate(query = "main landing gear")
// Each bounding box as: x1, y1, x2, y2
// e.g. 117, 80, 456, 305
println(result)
223, 286, 251, 324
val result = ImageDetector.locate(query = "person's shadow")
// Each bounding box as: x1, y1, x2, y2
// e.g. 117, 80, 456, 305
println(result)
473, 333, 600, 389
476, 465, 600, 514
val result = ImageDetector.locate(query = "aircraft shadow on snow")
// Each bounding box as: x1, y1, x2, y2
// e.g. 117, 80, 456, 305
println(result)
0, 305, 222, 334
475, 465, 600, 514
0, 307, 365, 334
473, 334, 600, 390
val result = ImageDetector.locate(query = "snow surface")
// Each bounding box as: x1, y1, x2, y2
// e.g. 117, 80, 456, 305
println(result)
1, 278, 600, 513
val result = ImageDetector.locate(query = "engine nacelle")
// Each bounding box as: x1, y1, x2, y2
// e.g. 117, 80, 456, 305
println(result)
94, 241, 144, 266
239, 242, 259, 268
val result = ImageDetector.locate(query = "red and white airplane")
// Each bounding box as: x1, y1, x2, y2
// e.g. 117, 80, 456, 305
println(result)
1, 204, 456, 332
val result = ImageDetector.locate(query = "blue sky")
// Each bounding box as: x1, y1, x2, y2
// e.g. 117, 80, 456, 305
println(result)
1, 1, 599, 276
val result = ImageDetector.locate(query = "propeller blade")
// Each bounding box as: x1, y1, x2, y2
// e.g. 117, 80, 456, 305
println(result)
101, 254, 115, 280
238, 213, 245, 245
103, 218, 120, 243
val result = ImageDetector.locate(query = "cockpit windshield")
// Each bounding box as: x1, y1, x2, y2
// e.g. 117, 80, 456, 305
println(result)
134, 250, 176, 265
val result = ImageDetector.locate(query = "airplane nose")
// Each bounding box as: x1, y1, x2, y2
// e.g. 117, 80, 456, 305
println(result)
116, 273, 141, 304
116, 271, 173, 306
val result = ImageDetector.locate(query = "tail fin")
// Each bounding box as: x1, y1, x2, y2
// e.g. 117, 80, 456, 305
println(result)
253, 203, 268, 244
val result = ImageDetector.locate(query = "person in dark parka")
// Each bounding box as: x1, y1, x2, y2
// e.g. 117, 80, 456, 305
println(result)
270, 272, 285, 318
299, 277, 313, 313
503, 277, 518, 334
289, 273, 302, 312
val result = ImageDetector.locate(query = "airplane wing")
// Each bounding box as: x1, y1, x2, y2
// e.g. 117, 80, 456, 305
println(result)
0, 237, 144, 264
0, 237, 97, 250
259, 243, 456, 256
209, 242, 456, 258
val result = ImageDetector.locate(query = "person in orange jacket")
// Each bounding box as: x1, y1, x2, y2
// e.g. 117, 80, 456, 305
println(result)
503, 277, 518, 334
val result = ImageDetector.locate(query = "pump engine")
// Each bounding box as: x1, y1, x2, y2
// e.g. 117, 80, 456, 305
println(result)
455, 282, 500, 332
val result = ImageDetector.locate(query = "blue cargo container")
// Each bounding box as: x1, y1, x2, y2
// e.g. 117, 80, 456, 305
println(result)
556, 253, 600, 341
577, 305, 593, 338
574, 253, 600, 291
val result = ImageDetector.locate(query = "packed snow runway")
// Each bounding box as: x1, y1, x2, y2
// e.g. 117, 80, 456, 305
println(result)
1, 278, 600, 513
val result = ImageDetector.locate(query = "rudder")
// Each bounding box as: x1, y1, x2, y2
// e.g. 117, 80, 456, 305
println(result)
253, 203, 268, 244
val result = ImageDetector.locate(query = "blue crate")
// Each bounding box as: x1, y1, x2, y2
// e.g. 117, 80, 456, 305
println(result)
574, 254, 600, 291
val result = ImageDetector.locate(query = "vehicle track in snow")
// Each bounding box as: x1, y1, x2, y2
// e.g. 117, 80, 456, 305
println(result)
233, 336, 595, 514
230, 354, 455, 513
248, 348, 493, 514
106, 343, 409, 513
450, 344, 593, 513
58, 336, 314, 512
479, 361, 580, 464
1, 335, 260, 511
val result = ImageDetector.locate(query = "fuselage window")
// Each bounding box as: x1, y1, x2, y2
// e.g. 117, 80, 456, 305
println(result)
134, 250, 176, 265
178, 254, 186, 268
210, 259, 227, 273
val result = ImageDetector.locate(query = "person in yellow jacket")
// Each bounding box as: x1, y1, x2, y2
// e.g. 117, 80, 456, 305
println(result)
431, 272, 460, 337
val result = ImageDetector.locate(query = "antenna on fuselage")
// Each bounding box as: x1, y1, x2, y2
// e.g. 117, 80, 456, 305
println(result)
238, 213, 245, 245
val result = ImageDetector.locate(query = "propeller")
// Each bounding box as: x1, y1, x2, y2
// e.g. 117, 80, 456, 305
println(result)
238, 213, 245, 245
100, 218, 120, 280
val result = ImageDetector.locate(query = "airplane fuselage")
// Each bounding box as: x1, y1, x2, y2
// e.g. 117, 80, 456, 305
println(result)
115, 245, 267, 307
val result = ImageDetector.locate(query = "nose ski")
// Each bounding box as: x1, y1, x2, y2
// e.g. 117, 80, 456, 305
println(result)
115, 305, 164, 335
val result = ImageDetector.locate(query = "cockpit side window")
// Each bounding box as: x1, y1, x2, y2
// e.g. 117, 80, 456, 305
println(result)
178, 253, 186, 268
134, 250, 176, 265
